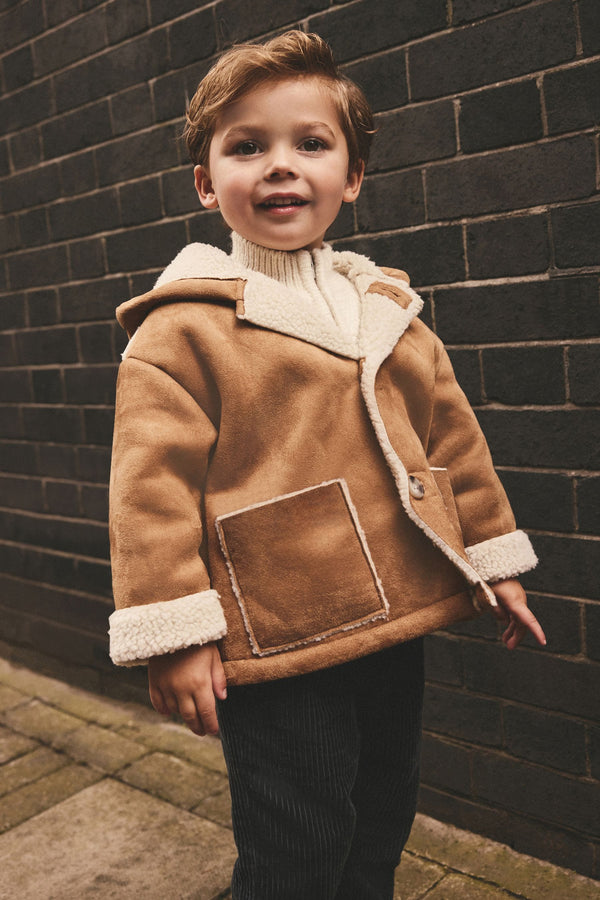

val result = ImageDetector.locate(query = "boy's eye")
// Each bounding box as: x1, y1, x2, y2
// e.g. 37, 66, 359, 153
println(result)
235, 140, 260, 156
300, 138, 326, 152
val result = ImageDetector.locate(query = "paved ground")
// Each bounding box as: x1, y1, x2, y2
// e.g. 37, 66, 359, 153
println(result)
0, 656, 598, 900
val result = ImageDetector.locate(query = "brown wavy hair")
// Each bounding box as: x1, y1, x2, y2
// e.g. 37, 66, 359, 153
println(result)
184, 30, 374, 175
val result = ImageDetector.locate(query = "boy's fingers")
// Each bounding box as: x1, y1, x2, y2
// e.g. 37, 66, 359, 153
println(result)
212, 655, 228, 701
194, 692, 220, 735
149, 684, 170, 717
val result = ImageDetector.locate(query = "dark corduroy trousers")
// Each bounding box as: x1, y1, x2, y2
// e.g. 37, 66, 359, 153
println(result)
217, 639, 424, 900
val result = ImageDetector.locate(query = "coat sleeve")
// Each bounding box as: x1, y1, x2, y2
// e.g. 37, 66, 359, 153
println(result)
425, 339, 537, 583
108, 356, 227, 666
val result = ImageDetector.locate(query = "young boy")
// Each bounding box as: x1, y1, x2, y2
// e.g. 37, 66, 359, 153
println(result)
108, 31, 545, 899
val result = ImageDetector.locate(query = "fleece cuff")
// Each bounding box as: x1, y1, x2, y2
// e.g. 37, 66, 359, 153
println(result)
108, 590, 227, 667
466, 530, 538, 584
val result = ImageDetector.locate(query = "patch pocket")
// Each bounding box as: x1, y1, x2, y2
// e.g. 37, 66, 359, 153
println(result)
215, 479, 389, 657
430, 467, 462, 538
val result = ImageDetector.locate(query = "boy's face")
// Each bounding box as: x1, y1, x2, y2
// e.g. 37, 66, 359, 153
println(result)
194, 77, 363, 252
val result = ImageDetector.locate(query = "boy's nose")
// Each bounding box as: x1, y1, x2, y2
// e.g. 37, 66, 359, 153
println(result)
264, 148, 297, 179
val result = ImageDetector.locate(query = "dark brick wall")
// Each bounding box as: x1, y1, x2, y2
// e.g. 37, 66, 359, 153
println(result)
1, 0, 598, 877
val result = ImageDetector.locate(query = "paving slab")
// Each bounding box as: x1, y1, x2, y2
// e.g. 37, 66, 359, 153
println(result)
0, 684, 26, 712
54, 722, 148, 773
0, 723, 37, 764
0, 762, 100, 832
407, 814, 600, 900
422, 872, 514, 898
394, 852, 445, 899
117, 719, 228, 774
0, 778, 237, 900
192, 787, 233, 829
2, 699, 82, 744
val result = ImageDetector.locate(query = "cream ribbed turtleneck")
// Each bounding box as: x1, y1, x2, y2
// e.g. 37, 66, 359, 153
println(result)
230, 232, 361, 343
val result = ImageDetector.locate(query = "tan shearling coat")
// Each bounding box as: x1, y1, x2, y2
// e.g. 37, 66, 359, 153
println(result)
108, 238, 537, 685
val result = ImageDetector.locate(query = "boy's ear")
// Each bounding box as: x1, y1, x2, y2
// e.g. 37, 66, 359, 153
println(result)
194, 165, 219, 209
343, 161, 365, 204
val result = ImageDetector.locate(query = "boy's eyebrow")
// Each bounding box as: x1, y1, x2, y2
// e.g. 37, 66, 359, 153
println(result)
221, 121, 337, 141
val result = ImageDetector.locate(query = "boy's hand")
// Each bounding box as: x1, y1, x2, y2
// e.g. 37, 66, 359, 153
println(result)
148, 642, 227, 736
490, 578, 546, 650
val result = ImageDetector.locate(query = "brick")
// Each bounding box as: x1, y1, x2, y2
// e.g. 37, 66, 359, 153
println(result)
64, 365, 118, 405
96, 124, 180, 187
218, 0, 325, 45
409, 0, 576, 101
120, 177, 163, 227
482, 346, 565, 404
452, 0, 531, 25
460, 80, 543, 153
544, 60, 600, 135
7, 246, 69, 292
427, 135, 596, 220
569, 345, 600, 405
503, 704, 587, 774
476, 410, 600, 470
420, 733, 472, 795
0, 0, 45, 54
54, 30, 169, 114
552, 201, 600, 269
1, 161, 61, 213
0, 336, 18, 371
434, 277, 599, 344
0, 746, 67, 798
42, 100, 112, 160
45, 0, 79, 27
105, 0, 148, 44
18, 207, 49, 247
60, 275, 128, 322
466, 214, 550, 279
68, 238, 106, 281
579, 0, 600, 54
498, 470, 574, 534
370, 101, 456, 172
162, 167, 200, 216
0, 405, 23, 439
343, 48, 408, 113
83, 408, 114, 446
578, 476, 600, 536
9, 126, 42, 171
0, 78, 53, 133
31, 368, 64, 403
0, 215, 20, 255
77, 445, 111, 483
16, 326, 78, 365
326, 201, 355, 242
150, 0, 214, 22
106, 221, 188, 273
33, 6, 107, 77
423, 684, 502, 746
590, 723, 600, 778
0, 442, 37, 476
0, 475, 43, 511
0, 572, 110, 631
344, 225, 465, 288
471, 749, 599, 835
45, 479, 80, 517
27, 289, 58, 328
0, 297, 26, 334
308, 0, 447, 63
0, 371, 32, 404
0, 762, 100, 832
424, 634, 463, 686
2, 43, 34, 91
463, 639, 599, 720
356, 170, 425, 232
38, 443, 77, 479
0, 138, 8, 177
110, 83, 153, 137
120, 751, 226, 809
59, 150, 96, 197
519, 594, 582, 657
80, 483, 108, 521
153, 66, 191, 124
49, 189, 120, 243
77, 324, 115, 364
528, 533, 600, 601
169, 7, 217, 68
446, 349, 482, 405
22, 405, 83, 443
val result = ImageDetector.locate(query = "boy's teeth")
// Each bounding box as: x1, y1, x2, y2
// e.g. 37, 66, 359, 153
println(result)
263, 198, 304, 206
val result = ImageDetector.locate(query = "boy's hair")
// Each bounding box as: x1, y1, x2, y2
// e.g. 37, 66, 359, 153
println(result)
184, 31, 374, 175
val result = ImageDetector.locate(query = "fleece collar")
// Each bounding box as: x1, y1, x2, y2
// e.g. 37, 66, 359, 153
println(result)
118, 239, 423, 362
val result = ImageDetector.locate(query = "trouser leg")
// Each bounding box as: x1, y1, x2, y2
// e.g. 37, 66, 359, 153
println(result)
217, 665, 360, 900
334, 639, 425, 900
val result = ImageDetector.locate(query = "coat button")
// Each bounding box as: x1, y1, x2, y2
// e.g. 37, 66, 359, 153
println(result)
408, 475, 425, 499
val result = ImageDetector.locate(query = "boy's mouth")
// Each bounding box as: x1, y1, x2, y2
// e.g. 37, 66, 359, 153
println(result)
259, 195, 308, 209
